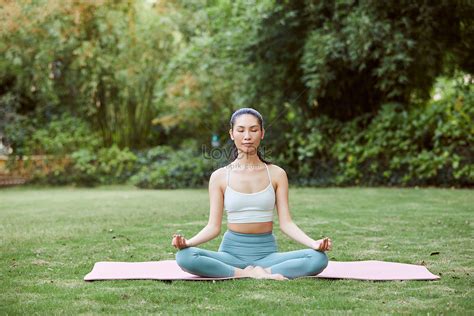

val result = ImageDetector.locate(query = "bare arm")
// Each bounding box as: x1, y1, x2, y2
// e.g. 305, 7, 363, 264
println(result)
274, 166, 332, 251
173, 169, 224, 248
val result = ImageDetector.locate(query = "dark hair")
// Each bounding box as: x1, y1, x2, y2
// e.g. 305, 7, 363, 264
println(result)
229, 108, 271, 164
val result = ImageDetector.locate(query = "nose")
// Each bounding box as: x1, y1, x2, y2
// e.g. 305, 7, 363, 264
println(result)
243, 131, 251, 140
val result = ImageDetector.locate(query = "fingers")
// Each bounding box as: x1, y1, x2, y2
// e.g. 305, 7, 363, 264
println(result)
316, 239, 325, 251
177, 235, 184, 249
318, 237, 333, 252
172, 234, 187, 249
317, 238, 326, 251
324, 237, 332, 251
172, 234, 180, 247
179, 236, 187, 249
172, 234, 179, 248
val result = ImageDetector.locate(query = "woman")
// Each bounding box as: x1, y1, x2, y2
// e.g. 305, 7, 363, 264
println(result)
172, 108, 332, 280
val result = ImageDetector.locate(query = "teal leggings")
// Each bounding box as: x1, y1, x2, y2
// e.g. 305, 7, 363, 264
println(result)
176, 230, 328, 279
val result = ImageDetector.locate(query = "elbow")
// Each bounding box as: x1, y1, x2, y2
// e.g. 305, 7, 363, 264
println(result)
279, 220, 293, 233
208, 224, 221, 237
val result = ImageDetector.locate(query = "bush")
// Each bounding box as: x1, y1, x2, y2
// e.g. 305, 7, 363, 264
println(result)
31, 145, 138, 187
131, 145, 215, 189
3, 113, 100, 158
96, 146, 138, 184
282, 74, 473, 187
6, 113, 139, 186
24, 115, 101, 155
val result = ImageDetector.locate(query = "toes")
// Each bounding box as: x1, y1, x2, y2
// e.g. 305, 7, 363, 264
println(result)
273, 274, 288, 281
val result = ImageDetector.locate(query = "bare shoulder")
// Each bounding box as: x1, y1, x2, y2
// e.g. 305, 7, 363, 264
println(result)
209, 166, 228, 189
267, 163, 287, 180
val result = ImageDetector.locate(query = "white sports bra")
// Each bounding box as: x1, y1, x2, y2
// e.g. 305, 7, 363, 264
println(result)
224, 163, 276, 223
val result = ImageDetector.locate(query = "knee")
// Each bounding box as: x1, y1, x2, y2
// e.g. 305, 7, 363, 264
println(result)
307, 250, 329, 275
175, 247, 198, 270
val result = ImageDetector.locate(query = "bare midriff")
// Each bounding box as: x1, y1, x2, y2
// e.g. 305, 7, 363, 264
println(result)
227, 221, 273, 234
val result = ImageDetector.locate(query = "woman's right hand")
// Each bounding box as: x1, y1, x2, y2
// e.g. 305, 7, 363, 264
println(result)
171, 234, 189, 249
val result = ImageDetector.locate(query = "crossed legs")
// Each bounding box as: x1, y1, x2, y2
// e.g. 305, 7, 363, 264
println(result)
176, 247, 328, 279
254, 249, 329, 279
176, 247, 247, 278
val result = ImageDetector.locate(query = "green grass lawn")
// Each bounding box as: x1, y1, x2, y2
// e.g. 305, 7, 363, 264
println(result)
1, 186, 472, 314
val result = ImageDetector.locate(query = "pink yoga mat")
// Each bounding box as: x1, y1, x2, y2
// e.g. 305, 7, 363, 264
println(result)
84, 260, 440, 281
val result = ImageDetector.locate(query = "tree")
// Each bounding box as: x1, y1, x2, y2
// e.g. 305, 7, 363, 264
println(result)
0, 0, 179, 149
246, 0, 474, 121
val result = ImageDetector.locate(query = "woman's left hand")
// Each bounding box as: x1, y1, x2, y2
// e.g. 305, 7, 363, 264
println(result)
313, 237, 332, 252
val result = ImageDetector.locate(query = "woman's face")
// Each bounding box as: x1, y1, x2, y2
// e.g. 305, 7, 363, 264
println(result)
229, 114, 265, 156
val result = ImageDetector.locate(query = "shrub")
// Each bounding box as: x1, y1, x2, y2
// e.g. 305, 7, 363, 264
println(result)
282, 74, 473, 187
31, 146, 138, 187
131, 145, 215, 189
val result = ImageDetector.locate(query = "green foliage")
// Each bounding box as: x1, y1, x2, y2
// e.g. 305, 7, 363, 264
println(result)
131, 145, 214, 189
149, 1, 270, 147
1, 1, 472, 188
24, 114, 100, 155
247, 0, 474, 120
282, 74, 473, 187
31, 145, 138, 187
0, 92, 30, 156
0, 0, 178, 148
96, 145, 138, 184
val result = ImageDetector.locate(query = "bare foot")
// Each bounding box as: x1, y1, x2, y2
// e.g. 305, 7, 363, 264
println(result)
269, 272, 288, 280
235, 266, 288, 280
234, 265, 255, 278
249, 266, 288, 280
